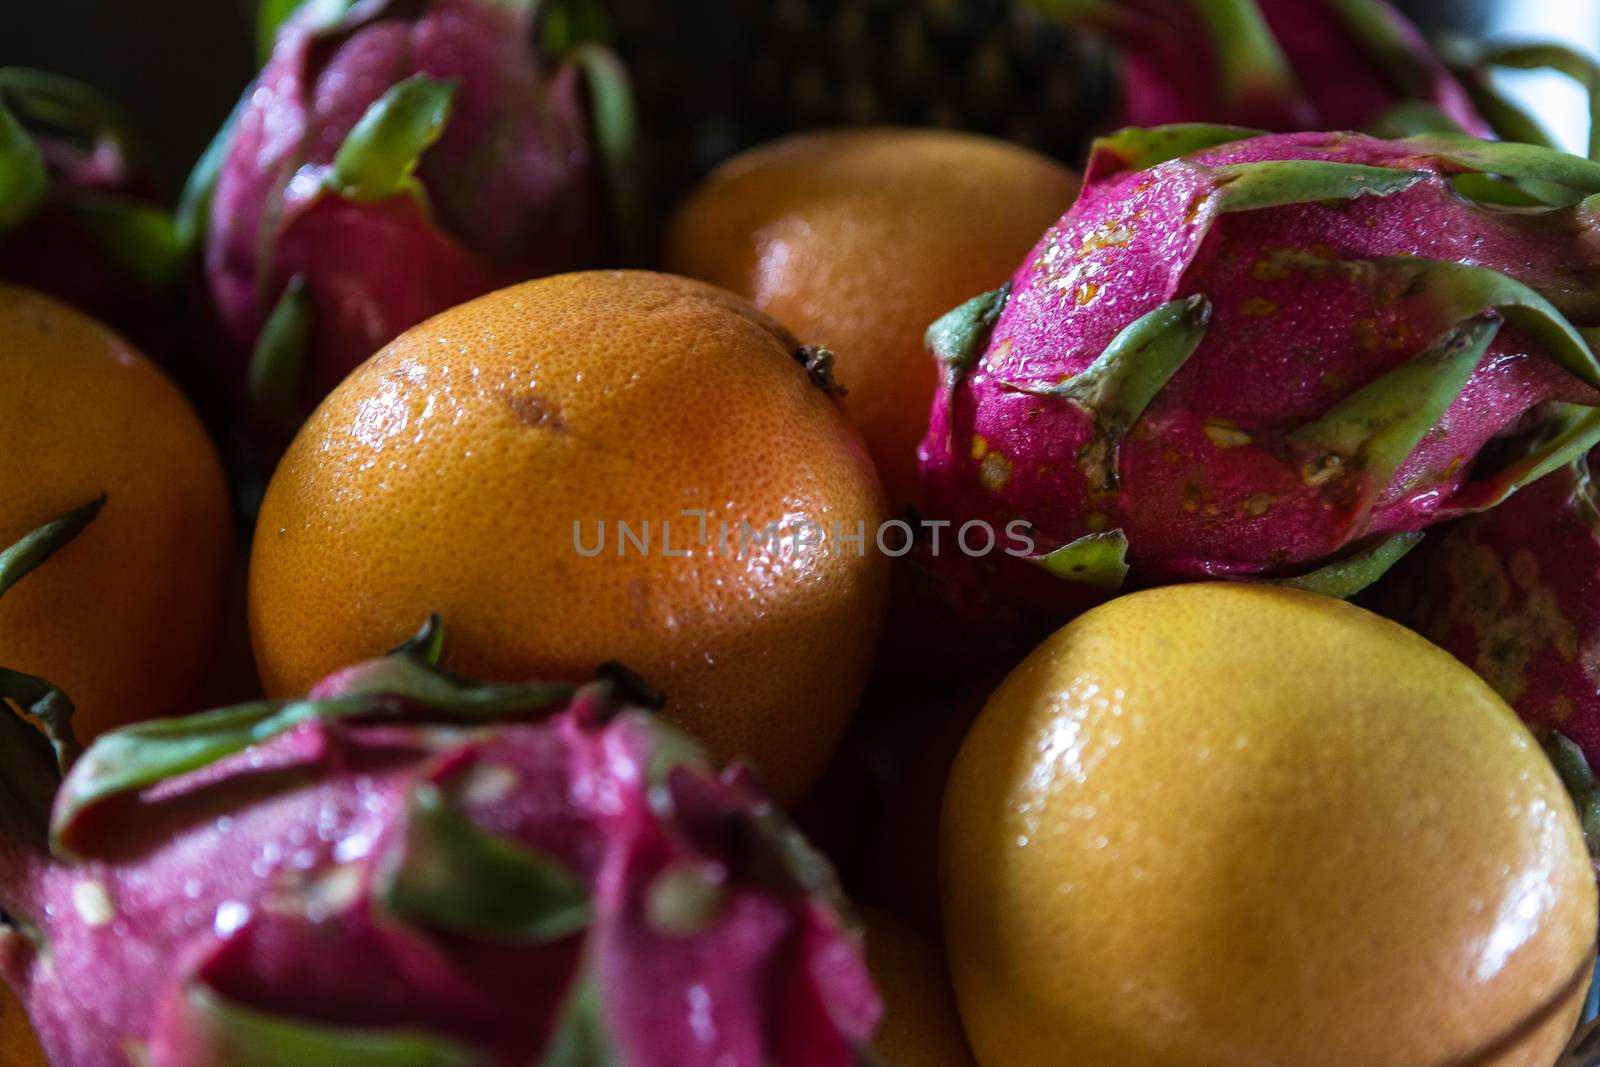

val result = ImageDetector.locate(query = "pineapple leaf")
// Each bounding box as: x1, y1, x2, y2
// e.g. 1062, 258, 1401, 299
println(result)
1209, 159, 1429, 213
1270, 532, 1424, 599
1030, 530, 1131, 591
180, 982, 483, 1066
331, 75, 457, 203
1086, 124, 1263, 176
380, 783, 590, 942
247, 277, 313, 442
1000, 295, 1211, 491
1401, 133, 1600, 196
0, 98, 46, 234
927, 282, 1012, 383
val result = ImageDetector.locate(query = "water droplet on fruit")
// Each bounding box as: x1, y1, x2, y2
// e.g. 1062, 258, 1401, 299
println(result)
214, 901, 250, 937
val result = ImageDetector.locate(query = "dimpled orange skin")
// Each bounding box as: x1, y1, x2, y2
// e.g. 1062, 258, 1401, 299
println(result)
664, 128, 1080, 508
250, 271, 890, 804
0, 980, 45, 1067
941, 584, 1597, 1067
0, 285, 231, 740
862, 906, 978, 1067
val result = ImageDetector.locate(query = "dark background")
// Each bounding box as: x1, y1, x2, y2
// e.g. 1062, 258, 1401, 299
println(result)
0, 0, 1532, 194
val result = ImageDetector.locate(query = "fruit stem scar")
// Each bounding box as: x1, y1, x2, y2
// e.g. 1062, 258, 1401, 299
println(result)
794, 345, 848, 398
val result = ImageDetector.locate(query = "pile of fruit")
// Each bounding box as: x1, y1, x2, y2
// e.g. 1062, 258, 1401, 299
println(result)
8, 1, 1600, 1064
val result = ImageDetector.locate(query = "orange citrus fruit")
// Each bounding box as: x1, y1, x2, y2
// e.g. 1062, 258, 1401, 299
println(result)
664, 128, 1079, 508
250, 271, 889, 803
0, 980, 45, 1067
0, 285, 231, 740
863, 906, 978, 1067
942, 584, 1597, 1067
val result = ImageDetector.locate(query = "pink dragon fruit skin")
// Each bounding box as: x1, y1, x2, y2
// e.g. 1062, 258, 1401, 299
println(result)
0, 70, 183, 361
919, 126, 1600, 624
0, 505, 881, 1067
1388, 449, 1600, 766
1034, 0, 1491, 136
0, 643, 882, 1067
199, 0, 627, 423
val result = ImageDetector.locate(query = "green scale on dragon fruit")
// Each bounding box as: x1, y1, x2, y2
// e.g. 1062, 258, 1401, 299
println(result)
187, 0, 635, 441
0, 504, 884, 1067
0, 69, 183, 363
1027, 0, 1600, 151
918, 125, 1600, 627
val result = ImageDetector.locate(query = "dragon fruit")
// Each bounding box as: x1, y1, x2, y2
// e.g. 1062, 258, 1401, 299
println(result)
191, 0, 634, 438
919, 126, 1600, 626
1028, 0, 1491, 135
0, 69, 182, 355
0, 508, 881, 1066
1387, 447, 1600, 767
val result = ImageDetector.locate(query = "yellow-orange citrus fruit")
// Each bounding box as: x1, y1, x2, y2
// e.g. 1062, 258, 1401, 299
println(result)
863, 906, 978, 1067
0, 980, 46, 1067
942, 584, 1597, 1067
664, 128, 1079, 507
0, 285, 231, 739
250, 271, 889, 803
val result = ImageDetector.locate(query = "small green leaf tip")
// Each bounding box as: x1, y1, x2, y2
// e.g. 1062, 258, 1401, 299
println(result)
381, 783, 590, 943
0, 98, 47, 235
1087, 124, 1264, 176
0, 496, 101, 776
0, 494, 106, 602
247, 276, 314, 440
181, 982, 481, 1067
569, 43, 642, 264
540, 982, 620, 1067
794, 345, 848, 398
1402, 133, 1600, 197
928, 281, 1013, 380
389, 614, 446, 665
1271, 532, 1424, 599
1002, 295, 1211, 491
72, 193, 184, 293
331, 75, 457, 203
178, 87, 250, 253
1466, 42, 1600, 161
1031, 530, 1132, 591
